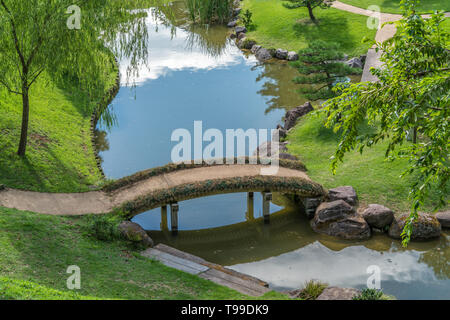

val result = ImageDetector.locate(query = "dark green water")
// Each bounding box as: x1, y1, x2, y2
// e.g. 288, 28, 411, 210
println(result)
96, 3, 450, 299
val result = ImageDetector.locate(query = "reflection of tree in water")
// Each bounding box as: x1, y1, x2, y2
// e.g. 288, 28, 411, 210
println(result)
253, 62, 309, 115
418, 236, 450, 280
94, 129, 110, 165
184, 25, 231, 58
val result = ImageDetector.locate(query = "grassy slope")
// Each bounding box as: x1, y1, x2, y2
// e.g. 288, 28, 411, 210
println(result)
0, 207, 288, 300
286, 114, 445, 213
242, 0, 378, 56
338, 0, 450, 14
0, 63, 117, 192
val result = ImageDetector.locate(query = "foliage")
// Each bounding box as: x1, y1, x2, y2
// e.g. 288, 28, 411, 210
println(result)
282, 0, 334, 23
321, 0, 449, 246
85, 214, 123, 242
186, 0, 232, 24
353, 288, 384, 300
0, 0, 150, 156
291, 40, 362, 100
241, 9, 255, 30
298, 280, 328, 300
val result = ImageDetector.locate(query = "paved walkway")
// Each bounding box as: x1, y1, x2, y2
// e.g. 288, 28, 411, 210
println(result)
332, 1, 450, 82
0, 164, 322, 215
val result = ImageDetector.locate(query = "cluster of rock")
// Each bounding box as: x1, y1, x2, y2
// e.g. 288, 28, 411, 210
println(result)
309, 186, 371, 240
229, 25, 299, 62
303, 185, 445, 241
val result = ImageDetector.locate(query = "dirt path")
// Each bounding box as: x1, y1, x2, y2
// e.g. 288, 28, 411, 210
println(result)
332, 1, 450, 81
0, 164, 318, 215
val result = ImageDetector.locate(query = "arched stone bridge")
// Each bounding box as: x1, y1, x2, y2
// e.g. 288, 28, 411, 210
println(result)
0, 158, 326, 217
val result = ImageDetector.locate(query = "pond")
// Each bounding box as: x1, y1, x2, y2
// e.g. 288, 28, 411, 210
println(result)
96, 2, 450, 300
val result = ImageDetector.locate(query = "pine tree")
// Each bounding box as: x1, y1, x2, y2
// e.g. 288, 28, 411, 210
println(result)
291, 40, 362, 101
282, 0, 334, 23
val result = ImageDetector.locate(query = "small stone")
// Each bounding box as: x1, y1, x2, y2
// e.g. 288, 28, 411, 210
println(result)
255, 48, 272, 61
346, 57, 363, 69
287, 51, 299, 61
227, 20, 238, 28
251, 45, 262, 54
237, 32, 246, 40
275, 48, 288, 60
235, 26, 247, 35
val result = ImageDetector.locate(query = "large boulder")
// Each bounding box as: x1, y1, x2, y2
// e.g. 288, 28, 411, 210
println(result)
328, 186, 358, 206
388, 212, 441, 240
435, 211, 450, 228
311, 200, 371, 240
118, 221, 154, 248
284, 102, 314, 130
313, 200, 354, 225
255, 48, 272, 61
362, 204, 394, 229
275, 48, 288, 60
324, 215, 371, 240
316, 287, 361, 300
287, 51, 299, 61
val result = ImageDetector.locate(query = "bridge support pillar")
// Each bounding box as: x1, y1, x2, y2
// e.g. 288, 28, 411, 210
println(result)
246, 192, 254, 221
170, 203, 179, 235
262, 192, 272, 224
160, 206, 168, 232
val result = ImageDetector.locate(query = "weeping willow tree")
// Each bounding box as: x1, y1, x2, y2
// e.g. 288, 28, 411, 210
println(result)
0, 0, 152, 156
186, 0, 232, 24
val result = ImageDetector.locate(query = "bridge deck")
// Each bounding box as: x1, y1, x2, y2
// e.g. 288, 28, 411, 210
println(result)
0, 163, 324, 215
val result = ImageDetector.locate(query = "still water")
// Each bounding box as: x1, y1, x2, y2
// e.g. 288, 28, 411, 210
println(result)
96, 2, 449, 299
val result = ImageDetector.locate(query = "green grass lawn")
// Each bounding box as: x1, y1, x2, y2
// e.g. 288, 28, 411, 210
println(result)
0, 207, 288, 300
338, 0, 450, 14
0, 60, 116, 193
242, 0, 378, 57
286, 113, 446, 213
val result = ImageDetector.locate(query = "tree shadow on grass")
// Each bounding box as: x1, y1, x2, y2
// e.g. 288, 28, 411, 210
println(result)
293, 15, 357, 54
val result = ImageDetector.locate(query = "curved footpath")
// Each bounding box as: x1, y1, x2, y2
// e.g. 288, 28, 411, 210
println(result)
331, 1, 450, 82
0, 164, 324, 215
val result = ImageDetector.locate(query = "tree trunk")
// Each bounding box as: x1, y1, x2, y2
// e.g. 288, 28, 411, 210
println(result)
412, 126, 417, 144
17, 85, 29, 157
307, 4, 316, 23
